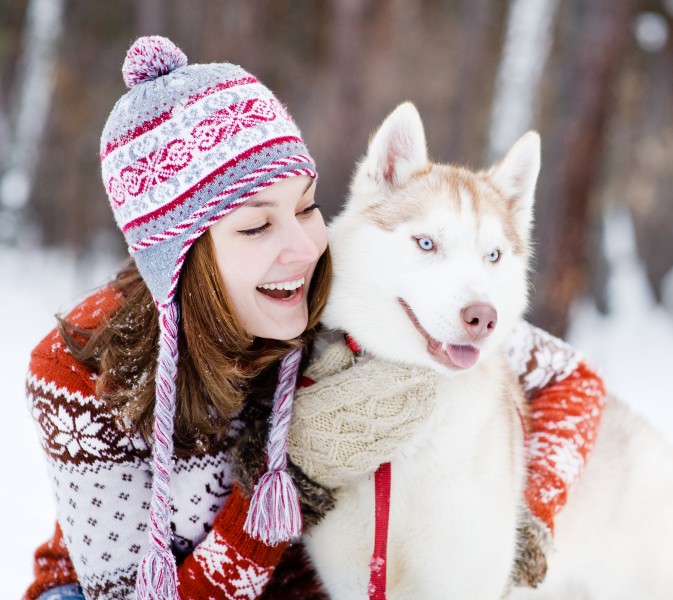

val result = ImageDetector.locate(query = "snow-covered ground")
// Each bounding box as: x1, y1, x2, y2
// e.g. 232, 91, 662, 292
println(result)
0, 245, 122, 594
567, 209, 673, 443
1, 210, 672, 596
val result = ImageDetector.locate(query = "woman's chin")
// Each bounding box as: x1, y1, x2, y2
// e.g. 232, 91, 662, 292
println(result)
249, 311, 309, 342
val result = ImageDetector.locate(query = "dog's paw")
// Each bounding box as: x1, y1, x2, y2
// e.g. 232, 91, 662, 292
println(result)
510, 507, 551, 588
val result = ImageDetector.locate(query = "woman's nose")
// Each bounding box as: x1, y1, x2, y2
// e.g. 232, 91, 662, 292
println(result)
278, 222, 323, 265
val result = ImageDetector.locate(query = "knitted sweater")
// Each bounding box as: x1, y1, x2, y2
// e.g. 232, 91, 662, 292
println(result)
24, 288, 605, 599
24, 288, 290, 600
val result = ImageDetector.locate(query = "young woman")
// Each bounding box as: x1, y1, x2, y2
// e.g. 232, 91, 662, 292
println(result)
25, 36, 605, 600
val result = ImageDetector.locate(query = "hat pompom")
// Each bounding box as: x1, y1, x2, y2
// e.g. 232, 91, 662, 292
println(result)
122, 35, 188, 89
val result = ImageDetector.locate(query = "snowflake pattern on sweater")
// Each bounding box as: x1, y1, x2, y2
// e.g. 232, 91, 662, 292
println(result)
24, 289, 285, 600
187, 527, 271, 597
24, 289, 605, 598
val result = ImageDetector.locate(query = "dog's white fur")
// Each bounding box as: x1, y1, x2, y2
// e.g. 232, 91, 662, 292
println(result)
304, 103, 673, 599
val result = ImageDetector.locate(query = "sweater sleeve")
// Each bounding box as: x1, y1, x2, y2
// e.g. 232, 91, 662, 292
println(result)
26, 494, 286, 600
27, 320, 159, 598
24, 522, 79, 599
176, 485, 286, 598
505, 320, 607, 533
25, 290, 287, 600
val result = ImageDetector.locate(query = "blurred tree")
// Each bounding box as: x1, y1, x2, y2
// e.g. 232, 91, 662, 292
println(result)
318, 0, 368, 212
529, 0, 644, 335
486, 0, 560, 163
0, 0, 64, 243
626, 8, 673, 303
28, 0, 132, 255
1, 0, 671, 330
448, 0, 497, 163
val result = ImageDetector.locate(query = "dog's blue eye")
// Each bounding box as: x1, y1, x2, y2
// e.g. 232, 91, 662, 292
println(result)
416, 237, 434, 252
488, 249, 501, 263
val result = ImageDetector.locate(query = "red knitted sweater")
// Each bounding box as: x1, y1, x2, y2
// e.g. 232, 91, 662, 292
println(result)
24, 288, 286, 599
24, 289, 605, 599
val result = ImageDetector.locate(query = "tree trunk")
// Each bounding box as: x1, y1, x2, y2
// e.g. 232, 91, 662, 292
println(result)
320, 0, 369, 216
445, 0, 496, 163
0, 0, 65, 238
529, 0, 642, 336
486, 0, 560, 163
0, 72, 10, 172
628, 17, 673, 303
134, 0, 166, 38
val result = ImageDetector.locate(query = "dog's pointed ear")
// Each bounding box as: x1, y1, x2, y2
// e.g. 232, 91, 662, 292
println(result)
360, 102, 429, 191
487, 131, 541, 235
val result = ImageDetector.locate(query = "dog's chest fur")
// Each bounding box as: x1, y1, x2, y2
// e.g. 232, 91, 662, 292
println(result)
305, 354, 526, 600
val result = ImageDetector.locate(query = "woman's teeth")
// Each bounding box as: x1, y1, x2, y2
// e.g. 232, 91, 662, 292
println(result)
257, 277, 305, 300
258, 277, 305, 291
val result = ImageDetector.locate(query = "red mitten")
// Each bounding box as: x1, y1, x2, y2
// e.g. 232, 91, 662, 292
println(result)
24, 522, 78, 600
178, 485, 287, 599
524, 361, 606, 533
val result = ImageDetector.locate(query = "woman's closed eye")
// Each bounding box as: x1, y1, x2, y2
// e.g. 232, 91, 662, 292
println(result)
299, 203, 321, 216
237, 204, 320, 237
237, 222, 271, 237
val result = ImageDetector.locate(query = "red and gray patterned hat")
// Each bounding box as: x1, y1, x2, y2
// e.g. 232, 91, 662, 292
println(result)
101, 36, 316, 306
101, 36, 311, 599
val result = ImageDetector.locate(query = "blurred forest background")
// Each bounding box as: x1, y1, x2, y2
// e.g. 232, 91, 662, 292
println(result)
0, 0, 672, 336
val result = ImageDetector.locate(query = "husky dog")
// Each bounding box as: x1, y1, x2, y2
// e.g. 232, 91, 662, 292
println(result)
303, 103, 673, 599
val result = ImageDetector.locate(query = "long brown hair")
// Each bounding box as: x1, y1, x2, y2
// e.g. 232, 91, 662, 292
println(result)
58, 231, 332, 456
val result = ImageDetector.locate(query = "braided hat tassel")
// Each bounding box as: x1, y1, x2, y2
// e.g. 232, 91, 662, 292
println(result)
136, 303, 180, 599
244, 347, 303, 545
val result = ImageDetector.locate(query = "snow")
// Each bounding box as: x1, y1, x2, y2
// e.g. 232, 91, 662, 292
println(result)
0, 246, 119, 593
1, 210, 672, 595
567, 209, 673, 443
633, 11, 670, 53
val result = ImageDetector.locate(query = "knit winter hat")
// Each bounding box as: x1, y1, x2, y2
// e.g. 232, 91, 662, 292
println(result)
100, 36, 314, 599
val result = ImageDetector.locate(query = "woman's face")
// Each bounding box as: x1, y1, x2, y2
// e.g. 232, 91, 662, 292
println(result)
210, 175, 328, 341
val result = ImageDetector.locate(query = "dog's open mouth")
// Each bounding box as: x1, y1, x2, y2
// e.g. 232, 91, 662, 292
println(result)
398, 298, 480, 370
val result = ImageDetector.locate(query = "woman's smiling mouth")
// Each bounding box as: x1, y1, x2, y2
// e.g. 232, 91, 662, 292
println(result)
257, 277, 305, 301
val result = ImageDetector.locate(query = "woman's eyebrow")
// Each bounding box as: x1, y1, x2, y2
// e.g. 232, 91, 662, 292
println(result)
303, 178, 316, 194
243, 179, 315, 208
243, 199, 277, 208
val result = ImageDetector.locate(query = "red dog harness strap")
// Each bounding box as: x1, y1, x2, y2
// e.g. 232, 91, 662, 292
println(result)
369, 462, 392, 600
344, 333, 391, 599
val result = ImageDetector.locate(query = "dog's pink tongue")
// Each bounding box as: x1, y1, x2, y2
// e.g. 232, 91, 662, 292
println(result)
446, 344, 480, 369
